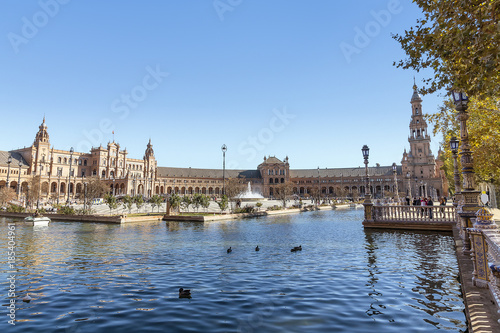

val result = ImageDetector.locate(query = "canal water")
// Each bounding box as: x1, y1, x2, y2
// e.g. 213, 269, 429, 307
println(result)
1, 209, 466, 332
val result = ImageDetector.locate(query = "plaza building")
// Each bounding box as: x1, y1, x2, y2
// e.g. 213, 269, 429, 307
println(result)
0, 86, 447, 204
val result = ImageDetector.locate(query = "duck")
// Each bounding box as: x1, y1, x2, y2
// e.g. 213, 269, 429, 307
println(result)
291, 245, 302, 252
178, 288, 191, 298
255, 246, 260, 251
227, 247, 232, 253
22, 294, 32, 303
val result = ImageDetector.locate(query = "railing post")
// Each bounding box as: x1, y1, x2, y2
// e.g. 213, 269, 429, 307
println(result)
467, 207, 497, 288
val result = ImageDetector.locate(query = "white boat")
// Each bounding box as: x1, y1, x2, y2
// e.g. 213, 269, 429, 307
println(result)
24, 216, 51, 226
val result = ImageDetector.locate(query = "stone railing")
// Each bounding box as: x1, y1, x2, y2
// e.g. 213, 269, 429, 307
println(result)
371, 205, 457, 223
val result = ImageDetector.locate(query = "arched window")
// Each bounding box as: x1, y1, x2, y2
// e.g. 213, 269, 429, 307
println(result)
101, 170, 105, 177
84, 160, 87, 166
64, 158, 67, 164
269, 178, 273, 184
58, 157, 62, 163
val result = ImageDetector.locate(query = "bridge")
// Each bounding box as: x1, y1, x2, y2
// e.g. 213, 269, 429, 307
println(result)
363, 202, 500, 331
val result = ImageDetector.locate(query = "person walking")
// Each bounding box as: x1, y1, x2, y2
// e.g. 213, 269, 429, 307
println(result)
427, 197, 434, 219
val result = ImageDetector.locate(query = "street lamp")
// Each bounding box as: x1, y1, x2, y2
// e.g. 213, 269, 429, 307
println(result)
17, 160, 22, 199
37, 160, 43, 209
450, 136, 461, 204
414, 177, 418, 197
452, 90, 480, 253
83, 181, 88, 211
221, 144, 227, 196
392, 163, 399, 203
406, 172, 411, 200
362, 145, 373, 221
362, 145, 370, 199
6, 155, 12, 189
317, 166, 320, 205
67, 147, 74, 204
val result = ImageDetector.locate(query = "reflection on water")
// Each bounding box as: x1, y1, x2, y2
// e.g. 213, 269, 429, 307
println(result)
0, 212, 466, 332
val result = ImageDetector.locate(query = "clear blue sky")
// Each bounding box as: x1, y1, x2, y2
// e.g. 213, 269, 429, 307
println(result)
0, 0, 446, 170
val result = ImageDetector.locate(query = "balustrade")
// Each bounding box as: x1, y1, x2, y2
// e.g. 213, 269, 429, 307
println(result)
371, 205, 457, 223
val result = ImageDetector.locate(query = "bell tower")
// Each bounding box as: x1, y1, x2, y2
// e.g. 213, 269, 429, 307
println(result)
32, 116, 51, 174
143, 139, 157, 180
401, 82, 444, 197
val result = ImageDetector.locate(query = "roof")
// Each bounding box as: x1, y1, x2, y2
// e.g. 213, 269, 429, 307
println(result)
157, 167, 261, 179
411, 84, 422, 102
260, 156, 284, 165
0, 151, 29, 167
290, 165, 402, 178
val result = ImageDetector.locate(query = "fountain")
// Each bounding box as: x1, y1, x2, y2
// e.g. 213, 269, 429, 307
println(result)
237, 182, 265, 201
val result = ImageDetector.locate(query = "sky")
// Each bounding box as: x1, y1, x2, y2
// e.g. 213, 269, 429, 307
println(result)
0, 0, 447, 170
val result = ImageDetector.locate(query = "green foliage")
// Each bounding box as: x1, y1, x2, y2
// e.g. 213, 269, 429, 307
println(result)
59, 205, 76, 215
104, 194, 119, 214
426, 96, 500, 190
200, 194, 210, 212
393, 0, 499, 98
255, 202, 263, 208
149, 194, 163, 212
6, 204, 25, 213
234, 206, 255, 214
133, 195, 144, 212
191, 193, 203, 212
217, 195, 228, 213
168, 193, 181, 213
181, 196, 192, 212
123, 195, 134, 213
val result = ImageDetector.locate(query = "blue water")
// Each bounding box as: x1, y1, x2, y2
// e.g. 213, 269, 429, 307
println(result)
1, 209, 466, 332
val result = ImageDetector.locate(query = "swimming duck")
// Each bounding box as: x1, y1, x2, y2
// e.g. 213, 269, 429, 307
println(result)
291, 245, 302, 252
227, 247, 232, 253
255, 246, 260, 251
22, 294, 32, 303
179, 288, 191, 298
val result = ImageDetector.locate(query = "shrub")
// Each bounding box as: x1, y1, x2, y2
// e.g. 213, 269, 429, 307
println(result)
59, 206, 76, 215
6, 204, 25, 213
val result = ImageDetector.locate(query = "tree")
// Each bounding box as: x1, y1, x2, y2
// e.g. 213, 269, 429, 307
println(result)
225, 178, 246, 211
274, 181, 294, 208
0, 187, 16, 206
217, 195, 229, 213
181, 196, 192, 213
200, 194, 210, 213
149, 194, 163, 213
123, 195, 134, 213
133, 195, 144, 213
393, 0, 499, 98
104, 193, 119, 215
84, 177, 109, 212
168, 193, 181, 214
426, 96, 500, 191
192, 193, 202, 212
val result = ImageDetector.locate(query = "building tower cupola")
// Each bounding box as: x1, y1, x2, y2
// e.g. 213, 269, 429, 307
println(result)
34, 116, 50, 145
411, 78, 422, 103
144, 138, 154, 159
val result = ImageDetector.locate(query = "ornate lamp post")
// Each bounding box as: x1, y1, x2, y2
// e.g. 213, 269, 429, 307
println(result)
67, 147, 74, 204
450, 136, 461, 207
17, 160, 22, 199
392, 163, 399, 203
221, 144, 227, 196
6, 155, 12, 189
37, 160, 43, 209
362, 145, 373, 221
83, 181, 88, 211
452, 90, 480, 253
317, 166, 320, 205
406, 172, 411, 200
414, 177, 418, 198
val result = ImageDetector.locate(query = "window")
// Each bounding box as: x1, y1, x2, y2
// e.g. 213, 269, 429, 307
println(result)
58, 157, 62, 163
84, 160, 87, 166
